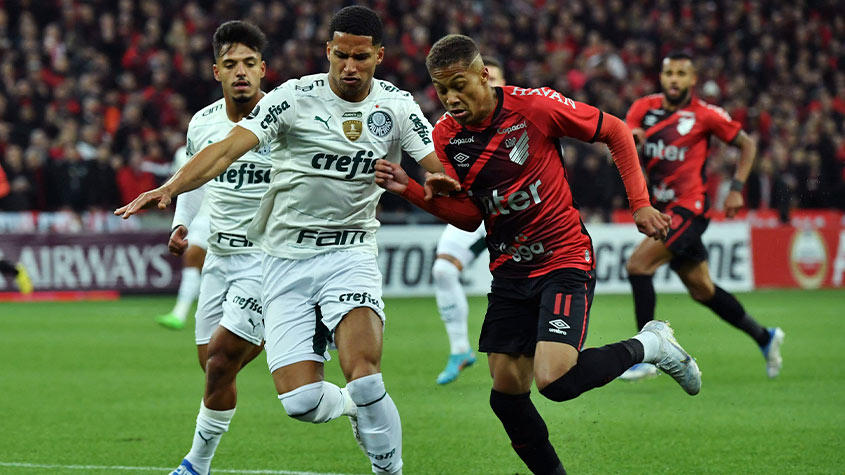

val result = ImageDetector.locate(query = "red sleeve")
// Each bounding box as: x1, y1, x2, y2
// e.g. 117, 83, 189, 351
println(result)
432, 119, 459, 180
0, 165, 10, 199
705, 104, 743, 143
597, 113, 651, 213
399, 179, 483, 231
513, 87, 601, 142
625, 98, 649, 130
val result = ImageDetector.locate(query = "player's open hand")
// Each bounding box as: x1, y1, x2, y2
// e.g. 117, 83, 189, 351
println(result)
723, 190, 744, 219
374, 159, 409, 194
423, 173, 460, 200
168, 225, 189, 256
633, 206, 671, 241
113, 186, 173, 219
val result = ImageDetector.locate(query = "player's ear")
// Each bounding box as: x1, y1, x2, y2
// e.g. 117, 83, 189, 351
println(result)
212, 63, 221, 82
376, 45, 384, 65
481, 66, 489, 84
259, 60, 266, 79
326, 41, 332, 60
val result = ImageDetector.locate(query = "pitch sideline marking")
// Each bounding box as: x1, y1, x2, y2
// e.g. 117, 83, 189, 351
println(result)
0, 462, 364, 475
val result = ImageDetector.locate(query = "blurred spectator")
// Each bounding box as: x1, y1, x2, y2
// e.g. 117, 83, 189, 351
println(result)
0, 0, 841, 220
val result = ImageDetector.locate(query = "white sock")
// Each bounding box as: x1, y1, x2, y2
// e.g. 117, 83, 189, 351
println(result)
633, 331, 660, 363
278, 381, 348, 423
432, 259, 471, 354
173, 267, 201, 322
185, 400, 235, 475
346, 373, 402, 474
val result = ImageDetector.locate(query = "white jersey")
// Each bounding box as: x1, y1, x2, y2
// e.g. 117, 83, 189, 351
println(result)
238, 73, 435, 259
185, 97, 276, 255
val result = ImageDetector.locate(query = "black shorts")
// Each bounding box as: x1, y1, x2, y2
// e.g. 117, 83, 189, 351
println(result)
664, 206, 710, 271
479, 268, 595, 356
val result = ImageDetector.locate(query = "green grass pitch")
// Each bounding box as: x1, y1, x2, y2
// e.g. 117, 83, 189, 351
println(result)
1, 289, 843, 474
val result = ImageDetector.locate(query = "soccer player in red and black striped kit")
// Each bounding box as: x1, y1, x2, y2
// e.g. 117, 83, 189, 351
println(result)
376, 35, 701, 475
621, 52, 784, 382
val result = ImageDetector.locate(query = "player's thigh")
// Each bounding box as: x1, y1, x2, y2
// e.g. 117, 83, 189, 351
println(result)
479, 280, 541, 356
195, 253, 227, 346
488, 352, 534, 394
627, 236, 673, 275
436, 223, 486, 268
335, 306, 383, 381
261, 255, 329, 375
218, 253, 265, 347
535, 269, 596, 353
315, 251, 385, 334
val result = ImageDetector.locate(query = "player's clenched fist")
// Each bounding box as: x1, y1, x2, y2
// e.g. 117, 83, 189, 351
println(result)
633, 206, 672, 241
168, 224, 189, 256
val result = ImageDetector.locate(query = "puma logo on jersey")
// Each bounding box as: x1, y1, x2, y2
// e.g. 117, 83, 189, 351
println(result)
311, 150, 376, 179
314, 115, 331, 129
213, 163, 271, 189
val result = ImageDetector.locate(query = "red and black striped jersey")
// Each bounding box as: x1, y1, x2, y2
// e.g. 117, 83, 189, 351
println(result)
626, 94, 742, 215
433, 86, 602, 278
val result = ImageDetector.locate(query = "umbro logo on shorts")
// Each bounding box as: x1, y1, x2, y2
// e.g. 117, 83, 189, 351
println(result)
549, 318, 570, 335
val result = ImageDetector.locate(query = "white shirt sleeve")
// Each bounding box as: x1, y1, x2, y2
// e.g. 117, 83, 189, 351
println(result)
398, 100, 436, 162
171, 185, 206, 230
237, 81, 297, 149
171, 125, 205, 229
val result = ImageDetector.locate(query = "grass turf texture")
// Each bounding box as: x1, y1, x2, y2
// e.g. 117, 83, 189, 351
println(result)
1, 290, 843, 474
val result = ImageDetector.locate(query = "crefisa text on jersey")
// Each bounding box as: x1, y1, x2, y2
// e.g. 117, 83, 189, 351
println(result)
213, 162, 271, 189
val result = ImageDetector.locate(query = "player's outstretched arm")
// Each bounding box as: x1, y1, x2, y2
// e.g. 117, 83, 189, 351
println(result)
114, 126, 259, 218
597, 113, 671, 240
723, 130, 756, 218
375, 159, 480, 231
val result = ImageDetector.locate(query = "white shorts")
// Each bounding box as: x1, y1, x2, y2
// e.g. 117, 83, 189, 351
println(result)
195, 252, 265, 346
188, 212, 211, 250
435, 223, 487, 268
262, 251, 385, 373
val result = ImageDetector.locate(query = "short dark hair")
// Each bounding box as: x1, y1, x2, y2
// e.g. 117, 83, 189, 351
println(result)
213, 21, 267, 60
426, 34, 479, 71
329, 6, 383, 46
664, 51, 694, 64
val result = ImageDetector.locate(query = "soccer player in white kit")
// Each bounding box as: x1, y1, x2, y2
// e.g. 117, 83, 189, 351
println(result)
154, 144, 210, 331
116, 7, 455, 475
431, 57, 505, 385
138, 21, 274, 475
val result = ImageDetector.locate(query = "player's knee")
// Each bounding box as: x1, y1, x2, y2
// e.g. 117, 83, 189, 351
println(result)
205, 353, 238, 387
431, 258, 460, 288
534, 368, 570, 394
279, 382, 325, 423
626, 257, 649, 276
346, 373, 385, 406
686, 280, 715, 302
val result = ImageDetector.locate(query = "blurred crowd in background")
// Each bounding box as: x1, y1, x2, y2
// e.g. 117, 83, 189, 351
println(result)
0, 0, 843, 224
